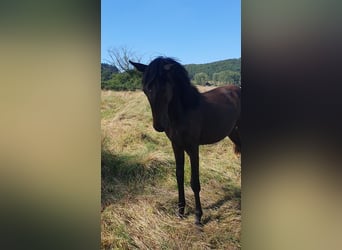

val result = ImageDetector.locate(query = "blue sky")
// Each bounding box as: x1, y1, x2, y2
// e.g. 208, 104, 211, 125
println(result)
101, 0, 240, 65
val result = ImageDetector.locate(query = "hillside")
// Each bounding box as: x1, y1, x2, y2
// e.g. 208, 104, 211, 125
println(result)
185, 58, 241, 79
101, 88, 241, 249
185, 58, 241, 86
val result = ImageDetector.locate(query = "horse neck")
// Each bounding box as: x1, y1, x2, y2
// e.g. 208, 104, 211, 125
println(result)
167, 82, 200, 123
167, 90, 184, 124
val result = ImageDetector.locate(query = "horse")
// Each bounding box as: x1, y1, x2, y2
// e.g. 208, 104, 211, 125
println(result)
130, 57, 241, 225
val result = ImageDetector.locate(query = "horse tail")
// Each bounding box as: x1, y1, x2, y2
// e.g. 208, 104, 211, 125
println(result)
234, 140, 241, 154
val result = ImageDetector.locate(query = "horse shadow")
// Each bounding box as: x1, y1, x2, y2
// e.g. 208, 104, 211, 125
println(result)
206, 184, 240, 209
101, 148, 241, 226
101, 148, 173, 211
153, 180, 241, 225
201, 183, 241, 225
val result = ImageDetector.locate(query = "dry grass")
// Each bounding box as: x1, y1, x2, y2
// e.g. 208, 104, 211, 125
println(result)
101, 88, 241, 249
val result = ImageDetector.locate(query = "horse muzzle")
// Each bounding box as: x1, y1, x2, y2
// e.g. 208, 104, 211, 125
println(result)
153, 123, 165, 132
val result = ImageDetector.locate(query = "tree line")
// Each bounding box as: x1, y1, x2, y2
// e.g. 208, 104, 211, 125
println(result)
101, 47, 241, 90
185, 58, 241, 86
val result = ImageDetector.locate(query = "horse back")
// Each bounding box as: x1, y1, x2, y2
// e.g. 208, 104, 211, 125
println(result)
202, 85, 240, 110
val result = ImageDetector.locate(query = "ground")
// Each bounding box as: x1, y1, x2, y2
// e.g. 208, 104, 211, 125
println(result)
101, 87, 241, 249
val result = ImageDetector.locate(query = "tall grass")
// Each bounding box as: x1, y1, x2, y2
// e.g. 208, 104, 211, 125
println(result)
101, 88, 241, 249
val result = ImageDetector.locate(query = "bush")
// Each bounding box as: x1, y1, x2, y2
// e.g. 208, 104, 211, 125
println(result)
101, 70, 142, 91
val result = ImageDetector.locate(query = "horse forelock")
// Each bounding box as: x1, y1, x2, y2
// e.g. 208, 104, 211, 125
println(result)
143, 57, 168, 88
149, 57, 190, 83
144, 56, 200, 109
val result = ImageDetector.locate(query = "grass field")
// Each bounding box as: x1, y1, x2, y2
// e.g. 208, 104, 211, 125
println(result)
101, 87, 241, 249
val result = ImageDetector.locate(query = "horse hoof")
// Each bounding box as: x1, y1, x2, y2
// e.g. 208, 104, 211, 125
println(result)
195, 218, 203, 226
177, 213, 185, 219
177, 211, 185, 219
177, 207, 185, 218
195, 221, 203, 226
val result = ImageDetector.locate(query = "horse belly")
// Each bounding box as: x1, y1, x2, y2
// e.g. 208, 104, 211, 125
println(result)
199, 107, 238, 145
199, 121, 235, 144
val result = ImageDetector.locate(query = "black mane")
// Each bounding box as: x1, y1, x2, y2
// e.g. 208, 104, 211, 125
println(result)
144, 57, 201, 110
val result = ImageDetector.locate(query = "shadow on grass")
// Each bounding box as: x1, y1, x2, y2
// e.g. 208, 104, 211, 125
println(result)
153, 179, 241, 226
205, 184, 241, 210
201, 182, 241, 225
101, 148, 173, 209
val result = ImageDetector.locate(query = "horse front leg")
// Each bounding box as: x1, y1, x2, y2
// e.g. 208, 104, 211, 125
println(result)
172, 142, 185, 218
186, 145, 203, 225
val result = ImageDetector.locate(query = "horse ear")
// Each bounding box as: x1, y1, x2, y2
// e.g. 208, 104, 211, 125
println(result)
164, 64, 174, 71
129, 60, 147, 72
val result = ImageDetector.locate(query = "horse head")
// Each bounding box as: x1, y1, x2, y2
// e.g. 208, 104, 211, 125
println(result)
130, 58, 175, 132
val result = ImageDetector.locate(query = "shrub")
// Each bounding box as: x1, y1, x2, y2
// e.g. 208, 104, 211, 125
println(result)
101, 70, 142, 91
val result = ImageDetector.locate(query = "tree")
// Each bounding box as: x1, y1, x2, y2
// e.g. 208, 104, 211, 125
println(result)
107, 46, 142, 72
101, 63, 119, 82
101, 70, 142, 91
231, 72, 241, 85
212, 72, 220, 83
212, 70, 241, 86
194, 72, 209, 85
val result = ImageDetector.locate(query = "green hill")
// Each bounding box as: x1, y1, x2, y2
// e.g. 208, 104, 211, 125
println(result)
185, 58, 241, 85
185, 58, 241, 79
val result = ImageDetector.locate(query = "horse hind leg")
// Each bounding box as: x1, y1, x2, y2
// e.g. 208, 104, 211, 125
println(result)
228, 125, 241, 154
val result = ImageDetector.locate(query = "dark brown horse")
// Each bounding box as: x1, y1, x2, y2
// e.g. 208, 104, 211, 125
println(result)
130, 57, 241, 225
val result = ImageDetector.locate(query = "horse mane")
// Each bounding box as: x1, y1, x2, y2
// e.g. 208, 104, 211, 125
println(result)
145, 57, 201, 110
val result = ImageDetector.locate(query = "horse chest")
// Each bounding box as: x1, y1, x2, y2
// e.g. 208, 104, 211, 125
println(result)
165, 126, 199, 146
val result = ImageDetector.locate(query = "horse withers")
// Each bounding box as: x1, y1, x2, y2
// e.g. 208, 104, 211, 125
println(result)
130, 57, 240, 225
